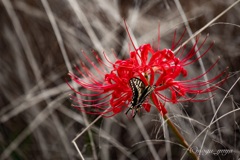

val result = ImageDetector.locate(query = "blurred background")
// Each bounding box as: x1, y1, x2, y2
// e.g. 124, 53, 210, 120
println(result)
1, 0, 240, 159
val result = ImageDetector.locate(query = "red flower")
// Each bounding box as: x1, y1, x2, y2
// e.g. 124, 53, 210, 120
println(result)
67, 26, 228, 118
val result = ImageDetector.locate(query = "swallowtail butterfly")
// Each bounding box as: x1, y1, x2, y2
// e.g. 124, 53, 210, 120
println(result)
126, 77, 155, 118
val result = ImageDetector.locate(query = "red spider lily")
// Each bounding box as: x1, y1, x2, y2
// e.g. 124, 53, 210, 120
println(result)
67, 25, 228, 118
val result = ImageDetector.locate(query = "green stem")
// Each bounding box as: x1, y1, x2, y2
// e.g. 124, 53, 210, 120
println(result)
163, 114, 199, 160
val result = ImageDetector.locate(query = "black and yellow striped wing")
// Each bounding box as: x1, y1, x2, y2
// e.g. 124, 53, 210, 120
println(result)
126, 77, 155, 118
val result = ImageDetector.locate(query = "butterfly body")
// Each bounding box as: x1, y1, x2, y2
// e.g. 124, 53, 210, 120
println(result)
126, 77, 155, 118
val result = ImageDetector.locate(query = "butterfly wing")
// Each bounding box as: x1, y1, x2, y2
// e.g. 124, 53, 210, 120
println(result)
129, 77, 145, 107
138, 85, 155, 104
126, 77, 155, 118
